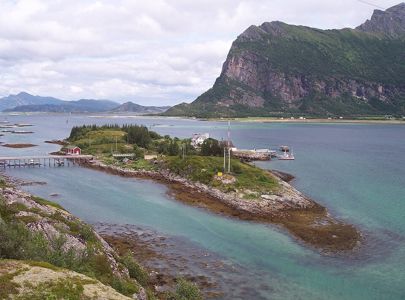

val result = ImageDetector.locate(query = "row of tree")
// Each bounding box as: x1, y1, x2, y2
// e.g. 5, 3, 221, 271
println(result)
69, 124, 229, 158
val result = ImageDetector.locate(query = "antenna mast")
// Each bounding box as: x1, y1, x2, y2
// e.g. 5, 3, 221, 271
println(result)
227, 120, 231, 173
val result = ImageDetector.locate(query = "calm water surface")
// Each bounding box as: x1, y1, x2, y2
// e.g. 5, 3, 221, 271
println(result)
1, 113, 405, 299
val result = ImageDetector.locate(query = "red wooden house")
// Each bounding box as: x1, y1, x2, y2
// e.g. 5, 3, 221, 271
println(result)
65, 146, 81, 155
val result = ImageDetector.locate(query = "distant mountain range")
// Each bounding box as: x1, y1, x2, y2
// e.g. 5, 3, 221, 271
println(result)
0, 92, 62, 111
110, 102, 170, 114
0, 92, 170, 114
165, 3, 405, 117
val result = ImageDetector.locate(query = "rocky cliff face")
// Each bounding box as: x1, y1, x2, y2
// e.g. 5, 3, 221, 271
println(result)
357, 3, 405, 38
165, 4, 405, 117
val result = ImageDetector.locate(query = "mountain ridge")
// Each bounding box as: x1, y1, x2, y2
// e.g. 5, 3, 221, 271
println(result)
165, 3, 405, 117
0, 92, 63, 111
356, 2, 405, 38
1, 92, 170, 114
110, 101, 170, 114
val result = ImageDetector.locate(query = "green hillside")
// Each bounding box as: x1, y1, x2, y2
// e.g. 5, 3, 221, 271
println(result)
165, 4, 405, 118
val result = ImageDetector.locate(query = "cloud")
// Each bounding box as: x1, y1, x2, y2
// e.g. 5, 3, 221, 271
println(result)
0, 0, 400, 105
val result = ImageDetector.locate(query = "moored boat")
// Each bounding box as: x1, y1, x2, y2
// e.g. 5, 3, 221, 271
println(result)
278, 152, 295, 160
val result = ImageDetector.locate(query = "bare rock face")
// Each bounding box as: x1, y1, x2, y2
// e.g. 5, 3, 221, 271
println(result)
357, 3, 405, 38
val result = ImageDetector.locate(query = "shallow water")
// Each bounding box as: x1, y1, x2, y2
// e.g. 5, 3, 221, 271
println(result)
1, 114, 405, 299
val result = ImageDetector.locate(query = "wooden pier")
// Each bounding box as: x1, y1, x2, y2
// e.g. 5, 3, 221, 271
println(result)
0, 155, 93, 168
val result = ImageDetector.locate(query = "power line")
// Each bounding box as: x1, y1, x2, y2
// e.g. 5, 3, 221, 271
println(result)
356, 0, 386, 10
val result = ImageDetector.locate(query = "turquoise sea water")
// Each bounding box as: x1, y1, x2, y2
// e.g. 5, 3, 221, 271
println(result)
1, 114, 405, 299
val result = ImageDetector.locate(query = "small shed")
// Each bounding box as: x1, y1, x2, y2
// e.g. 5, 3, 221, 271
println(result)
65, 146, 81, 155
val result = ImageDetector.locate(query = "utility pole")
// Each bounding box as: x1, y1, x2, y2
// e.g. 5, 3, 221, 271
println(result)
223, 145, 226, 172
228, 147, 231, 173
227, 120, 231, 173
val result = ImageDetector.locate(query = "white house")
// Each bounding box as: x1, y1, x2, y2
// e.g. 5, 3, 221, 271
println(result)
191, 133, 209, 147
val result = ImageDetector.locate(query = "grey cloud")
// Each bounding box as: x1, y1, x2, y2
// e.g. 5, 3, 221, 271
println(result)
0, 0, 399, 105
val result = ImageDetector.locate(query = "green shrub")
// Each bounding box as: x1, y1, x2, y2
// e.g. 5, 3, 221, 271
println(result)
121, 253, 149, 286
168, 278, 203, 300
110, 277, 139, 296
0, 178, 7, 188
31, 196, 65, 211
231, 163, 242, 174
0, 221, 47, 260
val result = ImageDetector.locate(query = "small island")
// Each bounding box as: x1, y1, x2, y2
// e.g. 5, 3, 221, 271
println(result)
64, 124, 361, 252
2, 143, 37, 148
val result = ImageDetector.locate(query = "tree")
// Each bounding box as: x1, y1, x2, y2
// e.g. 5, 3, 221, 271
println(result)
126, 126, 151, 148
133, 145, 144, 159
200, 138, 222, 156
168, 140, 180, 156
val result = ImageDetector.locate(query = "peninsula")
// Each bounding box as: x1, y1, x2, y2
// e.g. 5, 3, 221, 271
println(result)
64, 124, 360, 252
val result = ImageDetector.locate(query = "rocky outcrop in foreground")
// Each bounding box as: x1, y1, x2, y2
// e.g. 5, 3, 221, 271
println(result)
0, 182, 148, 300
0, 260, 132, 300
1, 186, 125, 277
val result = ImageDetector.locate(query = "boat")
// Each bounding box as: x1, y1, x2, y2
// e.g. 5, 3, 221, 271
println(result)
278, 152, 295, 160
55, 159, 64, 166
12, 130, 34, 134
278, 148, 295, 160
26, 159, 41, 166
279, 145, 290, 152
15, 123, 33, 127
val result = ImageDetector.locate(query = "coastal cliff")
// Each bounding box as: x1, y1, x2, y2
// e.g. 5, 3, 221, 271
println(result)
165, 3, 405, 117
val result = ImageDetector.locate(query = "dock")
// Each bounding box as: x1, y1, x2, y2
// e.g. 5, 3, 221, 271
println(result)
0, 155, 93, 168
232, 149, 276, 161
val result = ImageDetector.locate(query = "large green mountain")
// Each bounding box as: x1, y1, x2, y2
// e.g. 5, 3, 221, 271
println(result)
165, 3, 405, 117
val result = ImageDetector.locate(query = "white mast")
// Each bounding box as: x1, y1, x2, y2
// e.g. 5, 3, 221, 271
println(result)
227, 120, 231, 173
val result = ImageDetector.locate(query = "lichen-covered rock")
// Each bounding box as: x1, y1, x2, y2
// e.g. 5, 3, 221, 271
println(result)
0, 260, 132, 300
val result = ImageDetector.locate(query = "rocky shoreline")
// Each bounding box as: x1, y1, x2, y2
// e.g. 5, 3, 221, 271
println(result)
1, 174, 269, 299
0, 177, 149, 299
84, 159, 361, 253
95, 223, 272, 299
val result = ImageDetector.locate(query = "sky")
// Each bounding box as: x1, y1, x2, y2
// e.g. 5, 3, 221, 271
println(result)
0, 0, 401, 105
